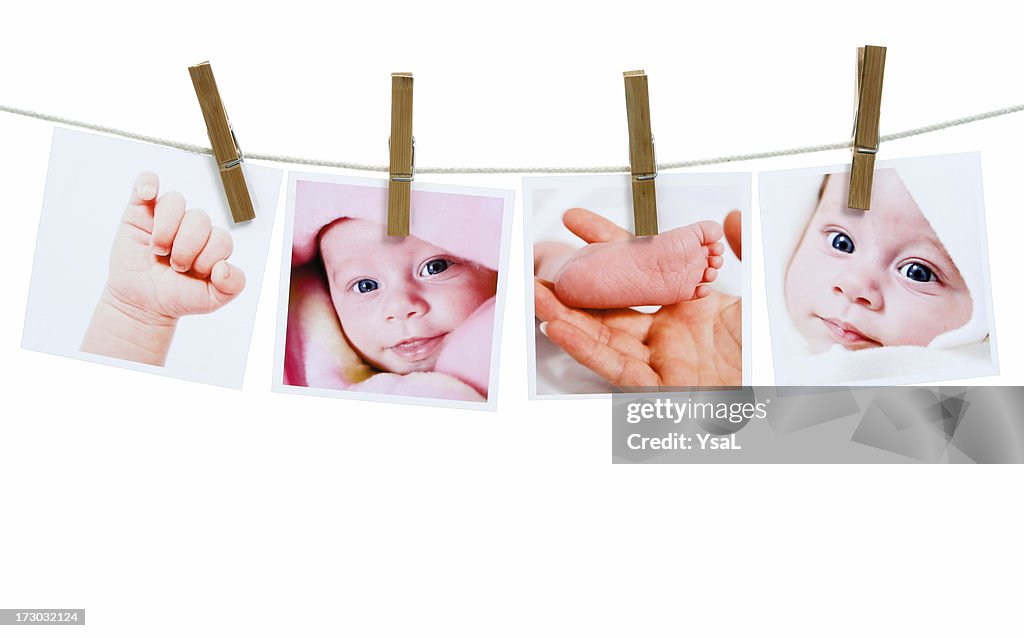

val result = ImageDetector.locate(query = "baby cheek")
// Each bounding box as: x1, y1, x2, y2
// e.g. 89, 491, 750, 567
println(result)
886, 288, 973, 346
337, 301, 381, 351
451, 272, 497, 316
443, 288, 488, 324
937, 289, 974, 337
784, 253, 819, 313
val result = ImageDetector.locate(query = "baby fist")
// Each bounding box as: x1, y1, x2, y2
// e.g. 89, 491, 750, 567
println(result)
105, 171, 246, 321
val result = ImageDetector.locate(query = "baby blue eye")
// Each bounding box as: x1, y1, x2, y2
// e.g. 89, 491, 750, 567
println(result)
420, 258, 452, 277
827, 231, 855, 253
353, 279, 379, 293
899, 262, 935, 283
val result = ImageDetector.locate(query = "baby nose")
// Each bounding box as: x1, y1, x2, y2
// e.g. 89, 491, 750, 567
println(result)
833, 270, 882, 310
384, 286, 428, 321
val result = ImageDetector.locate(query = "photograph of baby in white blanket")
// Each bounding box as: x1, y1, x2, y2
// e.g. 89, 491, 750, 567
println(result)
760, 153, 998, 385
275, 173, 513, 409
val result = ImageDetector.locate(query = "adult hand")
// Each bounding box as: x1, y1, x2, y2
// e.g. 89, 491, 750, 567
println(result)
535, 208, 743, 387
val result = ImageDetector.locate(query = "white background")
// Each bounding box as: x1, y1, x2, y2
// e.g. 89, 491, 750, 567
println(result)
1, 1, 1022, 636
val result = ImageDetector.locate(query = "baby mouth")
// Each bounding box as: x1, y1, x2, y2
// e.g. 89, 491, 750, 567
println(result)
389, 334, 447, 362
818, 317, 883, 349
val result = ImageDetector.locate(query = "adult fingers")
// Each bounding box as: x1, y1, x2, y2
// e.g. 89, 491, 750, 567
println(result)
535, 279, 610, 331
535, 280, 649, 362
562, 208, 633, 244
724, 210, 742, 261
192, 227, 233, 277
536, 278, 652, 342
543, 319, 660, 387
535, 278, 579, 323
151, 192, 187, 256
169, 209, 213, 272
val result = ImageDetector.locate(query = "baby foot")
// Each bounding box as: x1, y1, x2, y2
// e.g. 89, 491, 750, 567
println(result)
553, 220, 725, 309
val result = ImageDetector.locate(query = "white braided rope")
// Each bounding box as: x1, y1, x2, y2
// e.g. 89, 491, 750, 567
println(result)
3, 102, 1023, 174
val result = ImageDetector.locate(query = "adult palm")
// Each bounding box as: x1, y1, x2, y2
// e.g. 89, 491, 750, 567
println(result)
534, 208, 743, 388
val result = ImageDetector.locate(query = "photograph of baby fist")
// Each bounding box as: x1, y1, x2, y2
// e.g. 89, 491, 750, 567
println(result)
80, 172, 246, 366
21, 128, 281, 387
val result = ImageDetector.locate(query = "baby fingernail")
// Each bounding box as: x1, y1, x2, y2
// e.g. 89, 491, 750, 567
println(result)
138, 184, 156, 199
171, 262, 188, 272
538, 321, 549, 336
152, 244, 169, 256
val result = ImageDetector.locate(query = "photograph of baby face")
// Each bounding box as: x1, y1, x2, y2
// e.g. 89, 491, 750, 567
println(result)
760, 153, 998, 385
524, 173, 752, 397
21, 128, 282, 388
275, 173, 514, 410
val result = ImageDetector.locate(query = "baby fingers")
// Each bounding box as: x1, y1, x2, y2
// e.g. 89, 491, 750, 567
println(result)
191, 227, 233, 277
131, 171, 160, 204
151, 192, 186, 256
120, 172, 161, 232
211, 261, 246, 299
169, 209, 212, 273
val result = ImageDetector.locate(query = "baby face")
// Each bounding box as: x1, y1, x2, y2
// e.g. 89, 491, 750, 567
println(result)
785, 169, 972, 352
320, 219, 497, 374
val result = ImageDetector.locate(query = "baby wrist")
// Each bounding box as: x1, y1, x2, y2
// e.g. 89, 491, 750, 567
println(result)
81, 290, 178, 367
99, 287, 178, 329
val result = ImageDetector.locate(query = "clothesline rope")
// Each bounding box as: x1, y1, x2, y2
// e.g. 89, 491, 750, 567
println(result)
3, 102, 1023, 174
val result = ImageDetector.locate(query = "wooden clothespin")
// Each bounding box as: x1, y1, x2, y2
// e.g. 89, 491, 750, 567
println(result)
387, 73, 415, 237
623, 70, 658, 237
188, 61, 255, 223
849, 45, 886, 210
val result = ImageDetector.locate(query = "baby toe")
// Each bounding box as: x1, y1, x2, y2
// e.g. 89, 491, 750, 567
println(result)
695, 220, 724, 244
708, 255, 724, 269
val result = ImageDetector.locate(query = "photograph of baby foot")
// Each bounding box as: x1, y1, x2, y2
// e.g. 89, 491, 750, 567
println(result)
759, 153, 999, 385
274, 172, 514, 410
524, 173, 751, 397
21, 128, 282, 387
